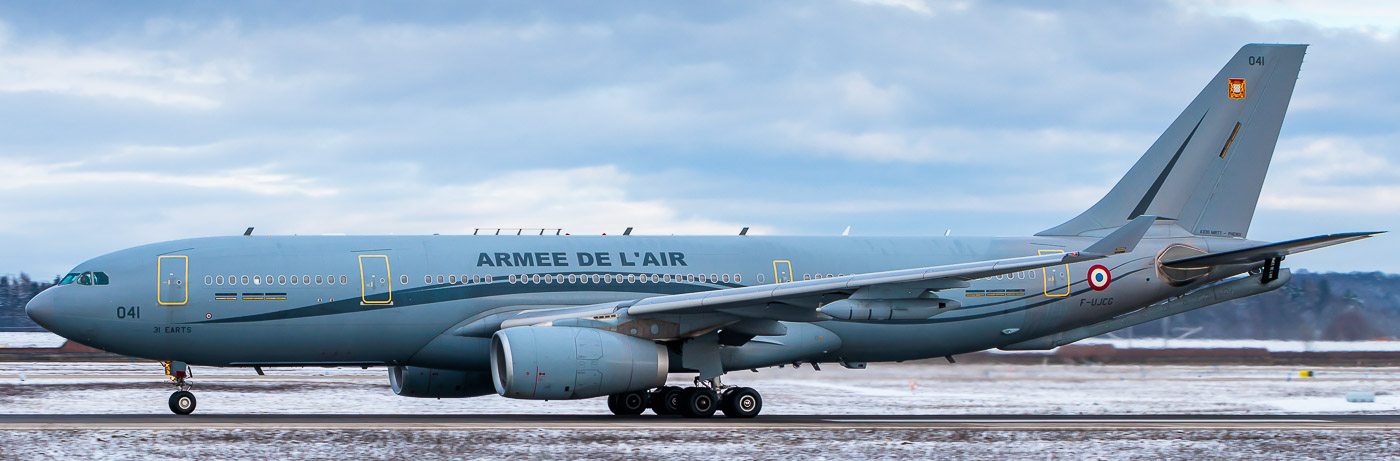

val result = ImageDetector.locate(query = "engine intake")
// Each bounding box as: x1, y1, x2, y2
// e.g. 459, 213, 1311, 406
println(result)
491, 326, 668, 400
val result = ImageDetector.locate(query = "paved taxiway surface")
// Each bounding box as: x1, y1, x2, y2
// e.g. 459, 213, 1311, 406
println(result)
4, 414, 1400, 430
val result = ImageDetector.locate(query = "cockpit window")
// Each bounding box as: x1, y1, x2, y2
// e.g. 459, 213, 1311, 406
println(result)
59, 271, 109, 286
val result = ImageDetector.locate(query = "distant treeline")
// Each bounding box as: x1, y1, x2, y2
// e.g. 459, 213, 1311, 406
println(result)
2, 271, 1398, 340
0, 274, 55, 331
1124, 270, 1400, 341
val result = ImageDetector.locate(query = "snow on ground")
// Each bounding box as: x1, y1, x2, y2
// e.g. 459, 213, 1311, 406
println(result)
1055, 338, 1400, 352
1, 362, 1398, 416
0, 332, 66, 348
2, 428, 1398, 460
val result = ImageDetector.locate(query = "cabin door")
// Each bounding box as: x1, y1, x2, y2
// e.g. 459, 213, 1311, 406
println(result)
1038, 249, 1070, 297
157, 255, 188, 305
359, 255, 393, 304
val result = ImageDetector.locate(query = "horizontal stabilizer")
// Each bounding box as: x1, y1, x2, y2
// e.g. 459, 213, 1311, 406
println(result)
1075, 215, 1157, 259
1161, 231, 1382, 268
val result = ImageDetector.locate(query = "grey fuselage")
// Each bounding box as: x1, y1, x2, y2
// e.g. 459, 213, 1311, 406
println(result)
28, 229, 1256, 372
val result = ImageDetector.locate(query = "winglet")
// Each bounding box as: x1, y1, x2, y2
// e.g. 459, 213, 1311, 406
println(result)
1072, 215, 1157, 261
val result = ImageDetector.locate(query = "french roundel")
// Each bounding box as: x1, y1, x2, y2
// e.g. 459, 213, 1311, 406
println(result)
1087, 265, 1111, 291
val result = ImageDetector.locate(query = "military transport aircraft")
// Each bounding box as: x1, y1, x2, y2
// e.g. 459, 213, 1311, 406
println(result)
27, 44, 1379, 417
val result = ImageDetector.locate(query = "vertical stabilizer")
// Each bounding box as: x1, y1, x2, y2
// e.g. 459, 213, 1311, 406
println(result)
1039, 44, 1306, 238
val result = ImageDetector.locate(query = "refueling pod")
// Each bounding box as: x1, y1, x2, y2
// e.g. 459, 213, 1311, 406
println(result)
389, 365, 496, 398
491, 326, 668, 400
819, 298, 960, 320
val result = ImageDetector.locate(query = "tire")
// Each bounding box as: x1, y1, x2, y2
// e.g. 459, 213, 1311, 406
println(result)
606, 394, 622, 415
678, 387, 717, 418
651, 386, 683, 415
720, 387, 762, 418
169, 391, 196, 415
615, 391, 648, 415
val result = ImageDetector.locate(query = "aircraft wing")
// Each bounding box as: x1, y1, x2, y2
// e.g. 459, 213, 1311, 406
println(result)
1160, 231, 1383, 268
490, 216, 1156, 329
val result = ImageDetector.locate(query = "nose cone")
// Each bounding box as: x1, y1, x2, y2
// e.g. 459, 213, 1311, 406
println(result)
25, 289, 57, 331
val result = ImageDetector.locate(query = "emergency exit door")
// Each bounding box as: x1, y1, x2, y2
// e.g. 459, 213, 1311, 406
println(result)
773, 260, 793, 283
1038, 249, 1069, 297
359, 255, 393, 304
157, 255, 188, 305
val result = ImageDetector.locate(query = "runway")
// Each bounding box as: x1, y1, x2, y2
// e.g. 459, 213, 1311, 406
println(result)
4, 414, 1400, 430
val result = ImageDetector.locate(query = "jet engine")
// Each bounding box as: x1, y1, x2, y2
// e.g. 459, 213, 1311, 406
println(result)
491, 326, 668, 400
389, 365, 496, 398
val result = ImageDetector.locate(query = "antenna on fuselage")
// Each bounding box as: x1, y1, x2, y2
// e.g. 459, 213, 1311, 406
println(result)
623, 227, 633, 236
841, 226, 851, 236
739, 227, 749, 236
243, 227, 254, 236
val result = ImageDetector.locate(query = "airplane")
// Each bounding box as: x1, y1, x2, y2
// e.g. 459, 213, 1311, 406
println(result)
26, 43, 1380, 417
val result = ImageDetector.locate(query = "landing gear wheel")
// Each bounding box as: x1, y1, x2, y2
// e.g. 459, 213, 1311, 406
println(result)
607, 390, 648, 415
721, 387, 762, 418
169, 390, 196, 415
678, 387, 718, 418
651, 386, 683, 415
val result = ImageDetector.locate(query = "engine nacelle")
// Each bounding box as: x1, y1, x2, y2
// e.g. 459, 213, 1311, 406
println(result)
491, 326, 668, 400
389, 365, 496, 398
820, 298, 960, 320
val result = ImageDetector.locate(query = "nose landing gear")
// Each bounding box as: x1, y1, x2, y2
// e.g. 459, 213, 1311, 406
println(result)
162, 361, 197, 415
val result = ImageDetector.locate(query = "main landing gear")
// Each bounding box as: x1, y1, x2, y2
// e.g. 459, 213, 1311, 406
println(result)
606, 377, 763, 418
163, 361, 197, 415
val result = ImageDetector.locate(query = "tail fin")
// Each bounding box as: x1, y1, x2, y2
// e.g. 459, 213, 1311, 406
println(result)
1039, 44, 1307, 238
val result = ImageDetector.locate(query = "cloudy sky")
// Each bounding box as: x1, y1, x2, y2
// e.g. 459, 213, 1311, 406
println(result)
1, 0, 1396, 278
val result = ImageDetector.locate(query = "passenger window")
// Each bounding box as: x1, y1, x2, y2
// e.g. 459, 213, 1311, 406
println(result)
303, 275, 311, 285
241, 275, 250, 285
626, 274, 636, 283
568, 274, 577, 283
266, 275, 275, 285
757, 273, 764, 283
532, 274, 541, 284
722, 274, 730, 283
216, 275, 225, 285
204, 275, 213, 286
291, 276, 299, 285
591, 274, 601, 283
710, 273, 718, 282
686, 274, 695, 283
827, 274, 834, 279
484, 275, 493, 284
734, 274, 742, 283
509, 274, 517, 284
449, 275, 457, 284
229, 275, 237, 285
803, 274, 811, 281
437, 275, 445, 284
424, 275, 431, 284
340, 275, 347, 284
651, 274, 659, 283
316, 275, 324, 285
253, 275, 261, 285
471, 275, 480, 284
327, 275, 336, 285
278, 275, 286, 285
